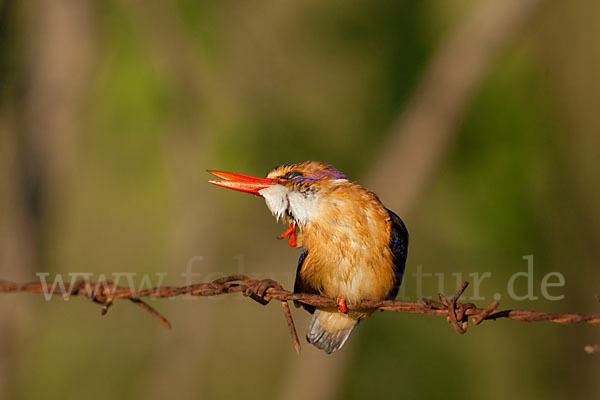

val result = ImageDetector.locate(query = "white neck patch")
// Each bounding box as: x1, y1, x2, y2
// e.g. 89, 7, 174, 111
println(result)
258, 184, 317, 225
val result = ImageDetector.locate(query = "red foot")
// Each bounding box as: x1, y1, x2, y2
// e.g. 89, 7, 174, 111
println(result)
336, 297, 348, 314
277, 223, 297, 248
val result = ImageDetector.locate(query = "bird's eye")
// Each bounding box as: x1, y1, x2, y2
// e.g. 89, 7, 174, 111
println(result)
283, 171, 303, 180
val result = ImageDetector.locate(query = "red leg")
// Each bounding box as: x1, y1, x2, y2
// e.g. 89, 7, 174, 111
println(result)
336, 297, 348, 314
277, 223, 297, 248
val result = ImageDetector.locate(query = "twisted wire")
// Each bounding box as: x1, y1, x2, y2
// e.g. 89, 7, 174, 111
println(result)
1, 276, 599, 354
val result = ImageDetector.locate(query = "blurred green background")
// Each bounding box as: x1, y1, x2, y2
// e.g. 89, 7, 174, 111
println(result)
1, 0, 599, 399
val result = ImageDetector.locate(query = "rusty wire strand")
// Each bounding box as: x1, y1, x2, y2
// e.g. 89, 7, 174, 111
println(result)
1, 276, 599, 354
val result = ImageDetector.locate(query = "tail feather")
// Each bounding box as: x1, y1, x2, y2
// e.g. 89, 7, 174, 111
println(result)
306, 310, 358, 354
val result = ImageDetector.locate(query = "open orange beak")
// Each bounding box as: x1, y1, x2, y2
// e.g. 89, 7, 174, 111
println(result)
208, 169, 298, 248
207, 170, 279, 196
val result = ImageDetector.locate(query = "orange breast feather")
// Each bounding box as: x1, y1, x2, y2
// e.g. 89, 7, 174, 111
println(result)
299, 183, 396, 303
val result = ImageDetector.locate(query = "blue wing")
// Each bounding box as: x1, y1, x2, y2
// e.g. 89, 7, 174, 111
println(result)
293, 249, 317, 314
386, 209, 409, 300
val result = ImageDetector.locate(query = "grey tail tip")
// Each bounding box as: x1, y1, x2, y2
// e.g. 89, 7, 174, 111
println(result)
306, 314, 356, 354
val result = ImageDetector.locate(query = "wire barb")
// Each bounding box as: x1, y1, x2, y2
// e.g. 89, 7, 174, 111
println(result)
1, 277, 599, 353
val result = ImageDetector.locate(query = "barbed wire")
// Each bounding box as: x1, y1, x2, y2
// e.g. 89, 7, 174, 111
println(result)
1, 275, 599, 354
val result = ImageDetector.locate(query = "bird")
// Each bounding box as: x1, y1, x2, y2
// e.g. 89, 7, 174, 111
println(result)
208, 161, 408, 353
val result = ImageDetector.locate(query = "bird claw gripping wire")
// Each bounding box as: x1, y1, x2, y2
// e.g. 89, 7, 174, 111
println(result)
336, 297, 349, 314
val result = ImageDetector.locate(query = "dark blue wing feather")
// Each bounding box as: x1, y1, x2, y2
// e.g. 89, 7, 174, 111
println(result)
293, 249, 317, 313
386, 209, 409, 300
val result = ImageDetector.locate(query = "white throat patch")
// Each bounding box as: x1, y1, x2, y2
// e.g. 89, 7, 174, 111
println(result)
258, 185, 317, 225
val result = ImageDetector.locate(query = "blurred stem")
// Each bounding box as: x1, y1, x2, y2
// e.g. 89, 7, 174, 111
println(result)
2, 0, 96, 398
120, 2, 222, 399
366, 0, 541, 216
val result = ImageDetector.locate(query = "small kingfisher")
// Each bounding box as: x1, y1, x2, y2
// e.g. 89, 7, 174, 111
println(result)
208, 161, 408, 353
